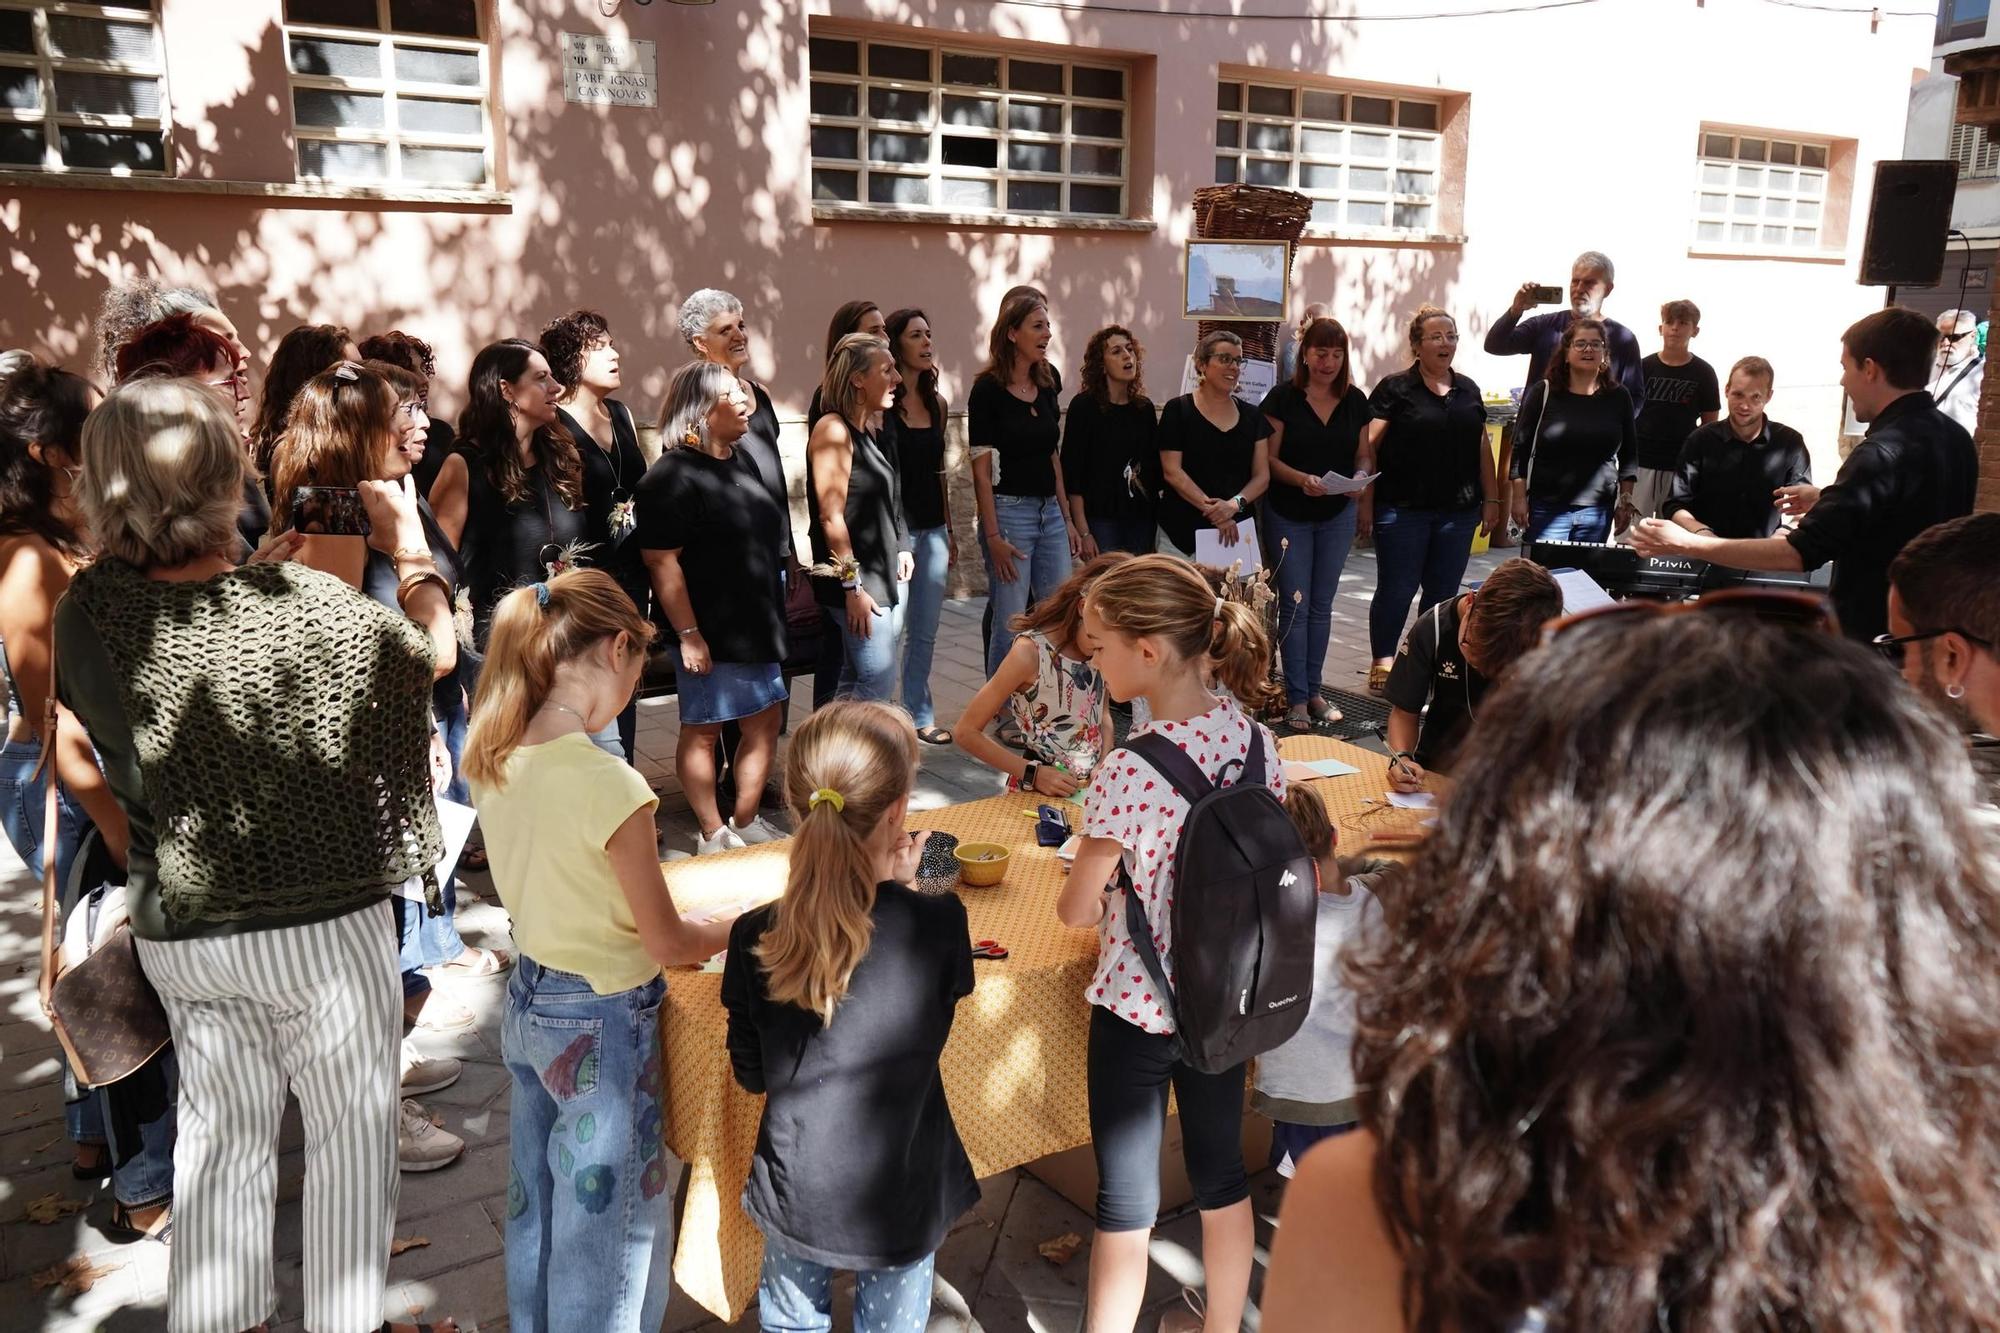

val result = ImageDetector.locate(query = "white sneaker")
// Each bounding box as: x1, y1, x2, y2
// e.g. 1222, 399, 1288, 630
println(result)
694, 824, 747, 856
398, 1099, 464, 1173
1157, 1288, 1207, 1333
400, 1038, 461, 1097
728, 814, 787, 845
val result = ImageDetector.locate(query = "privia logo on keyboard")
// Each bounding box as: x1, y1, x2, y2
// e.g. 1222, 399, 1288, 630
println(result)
1642, 557, 1702, 573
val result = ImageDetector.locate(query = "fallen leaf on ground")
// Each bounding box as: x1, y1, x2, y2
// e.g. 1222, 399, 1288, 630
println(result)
390, 1235, 431, 1255
31, 1255, 122, 1297
34, 1132, 62, 1152
23, 1192, 85, 1225
1037, 1231, 1084, 1265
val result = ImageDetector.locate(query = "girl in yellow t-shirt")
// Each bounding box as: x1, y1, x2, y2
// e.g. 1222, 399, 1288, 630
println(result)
464, 569, 729, 1333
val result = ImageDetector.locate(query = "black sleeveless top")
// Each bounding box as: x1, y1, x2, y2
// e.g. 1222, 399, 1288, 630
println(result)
807, 420, 907, 609
894, 410, 948, 531
560, 401, 650, 616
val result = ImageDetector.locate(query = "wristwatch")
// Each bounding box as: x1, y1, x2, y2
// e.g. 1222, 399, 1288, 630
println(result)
1021, 760, 1040, 791
1232, 493, 1249, 517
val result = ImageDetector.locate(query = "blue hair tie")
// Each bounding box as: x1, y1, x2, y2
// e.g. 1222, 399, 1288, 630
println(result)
533, 581, 550, 608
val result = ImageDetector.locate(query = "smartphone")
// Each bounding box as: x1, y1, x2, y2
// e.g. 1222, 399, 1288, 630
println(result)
291, 485, 369, 587
1529, 284, 1564, 307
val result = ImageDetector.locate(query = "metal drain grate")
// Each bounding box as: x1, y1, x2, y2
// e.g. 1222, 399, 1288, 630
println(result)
1312, 686, 1392, 744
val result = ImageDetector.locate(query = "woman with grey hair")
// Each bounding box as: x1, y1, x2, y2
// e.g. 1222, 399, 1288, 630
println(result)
55, 376, 460, 1333
635, 361, 790, 854
678, 287, 792, 567
94, 277, 248, 385
1156, 328, 1272, 560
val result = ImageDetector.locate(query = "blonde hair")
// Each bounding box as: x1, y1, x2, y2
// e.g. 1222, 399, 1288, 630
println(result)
818, 332, 890, 430
1084, 553, 1282, 713
463, 569, 655, 789
268, 362, 399, 532
79, 377, 247, 569
757, 700, 918, 1026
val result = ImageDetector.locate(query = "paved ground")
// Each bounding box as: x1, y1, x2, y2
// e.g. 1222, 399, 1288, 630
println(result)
0, 544, 1505, 1332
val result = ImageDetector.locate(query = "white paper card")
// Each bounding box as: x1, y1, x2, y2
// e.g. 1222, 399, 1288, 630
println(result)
394, 798, 479, 903
1283, 758, 1362, 781
1316, 469, 1381, 496
1194, 517, 1260, 569
1386, 790, 1436, 809
1551, 567, 1617, 615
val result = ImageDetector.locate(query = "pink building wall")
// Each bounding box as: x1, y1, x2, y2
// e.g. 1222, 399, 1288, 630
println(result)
0, 0, 1933, 483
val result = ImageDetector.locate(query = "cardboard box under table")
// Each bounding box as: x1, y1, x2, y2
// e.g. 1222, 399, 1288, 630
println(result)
658, 734, 1426, 1321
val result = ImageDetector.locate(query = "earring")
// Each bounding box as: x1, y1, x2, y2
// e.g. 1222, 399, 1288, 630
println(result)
683, 428, 701, 448
1947, 683, 1966, 700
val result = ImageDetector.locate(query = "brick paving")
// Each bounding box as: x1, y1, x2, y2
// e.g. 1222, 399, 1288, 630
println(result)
0, 544, 1505, 1332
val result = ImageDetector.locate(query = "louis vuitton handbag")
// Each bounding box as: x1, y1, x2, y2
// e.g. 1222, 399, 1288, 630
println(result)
35, 639, 170, 1088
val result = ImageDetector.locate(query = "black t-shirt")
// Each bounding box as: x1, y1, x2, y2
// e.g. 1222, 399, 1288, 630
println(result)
411, 418, 457, 499
1258, 381, 1374, 523
1662, 418, 1811, 540
968, 375, 1062, 498
1155, 393, 1272, 554
1635, 353, 1720, 472
634, 444, 788, 664
1366, 368, 1486, 512
461, 455, 600, 643
893, 406, 949, 532
739, 383, 793, 561
1786, 391, 1978, 643
1512, 381, 1637, 509
561, 401, 650, 615
359, 498, 466, 716
1383, 596, 1485, 772
806, 421, 907, 608
1060, 393, 1158, 524
722, 883, 979, 1270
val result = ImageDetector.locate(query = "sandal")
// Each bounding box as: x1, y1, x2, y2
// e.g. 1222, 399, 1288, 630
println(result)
72, 1143, 108, 1180
1309, 696, 1343, 726
408, 994, 477, 1032
1367, 663, 1392, 696
107, 1199, 172, 1245
916, 726, 954, 746
425, 947, 512, 979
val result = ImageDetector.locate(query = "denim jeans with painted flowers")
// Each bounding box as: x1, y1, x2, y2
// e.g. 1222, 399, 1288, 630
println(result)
503, 956, 674, 1333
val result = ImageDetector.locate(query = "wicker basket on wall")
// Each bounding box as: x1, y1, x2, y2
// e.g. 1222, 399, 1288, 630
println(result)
1190, 184, 1313, 363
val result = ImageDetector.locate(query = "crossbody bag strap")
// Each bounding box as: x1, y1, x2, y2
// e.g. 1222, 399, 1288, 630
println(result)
1112, 731, 1214, 1036
36, 613, 62, 1021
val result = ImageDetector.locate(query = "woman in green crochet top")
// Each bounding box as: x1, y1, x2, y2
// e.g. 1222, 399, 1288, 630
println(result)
56, 377, 461, 1333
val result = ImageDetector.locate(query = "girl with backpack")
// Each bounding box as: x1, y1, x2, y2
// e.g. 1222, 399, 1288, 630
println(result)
1057, 554, 1289, 1333
955, 551, 1128, 797
464, 569, 733, 1332
722, 700, 980, 1332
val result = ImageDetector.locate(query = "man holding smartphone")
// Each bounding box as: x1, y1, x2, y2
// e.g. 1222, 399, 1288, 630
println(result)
1483, 250, 1647, 408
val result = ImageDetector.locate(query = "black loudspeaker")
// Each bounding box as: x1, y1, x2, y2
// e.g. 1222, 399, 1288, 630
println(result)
1859, 159, 1958, 287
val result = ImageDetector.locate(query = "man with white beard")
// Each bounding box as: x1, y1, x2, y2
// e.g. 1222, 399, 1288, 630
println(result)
1930, 308, 1984, 435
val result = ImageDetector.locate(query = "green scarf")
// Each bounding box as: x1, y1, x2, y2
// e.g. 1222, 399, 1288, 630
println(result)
65, 559, 443, 927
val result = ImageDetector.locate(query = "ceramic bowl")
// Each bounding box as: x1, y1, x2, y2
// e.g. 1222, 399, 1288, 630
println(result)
953, 842, 1011, 887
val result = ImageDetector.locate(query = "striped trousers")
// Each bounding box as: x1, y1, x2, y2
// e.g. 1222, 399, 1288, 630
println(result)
136, 900, 401, 1333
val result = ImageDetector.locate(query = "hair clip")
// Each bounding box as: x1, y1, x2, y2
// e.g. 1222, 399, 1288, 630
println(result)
332, 360, 361, 382
1213, 595, 1226, 619
532, 581, 550, 608
808, 787, 845, 814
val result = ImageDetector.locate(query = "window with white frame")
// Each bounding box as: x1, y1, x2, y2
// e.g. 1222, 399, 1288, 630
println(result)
1214, 80, 1443, 232
1692, 131, 1829, 250
282, 0, 491, 189
0, 2, 166, 174
807, 33, 1129, 218
1953, 122, 1999, 181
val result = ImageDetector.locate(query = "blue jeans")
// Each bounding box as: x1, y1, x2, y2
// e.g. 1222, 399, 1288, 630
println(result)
1087, 513, 1157, 557
985, 494, 1072, 677
899, 527, 949, 728
825, 588, 908, 703
1367, 504, 1481, 660
1, 736, 178, 1205
757, 1236, 936, 1333
504, 957, 672, 1333
1526, 500, 1611, 544
1268, 504, 1360, 706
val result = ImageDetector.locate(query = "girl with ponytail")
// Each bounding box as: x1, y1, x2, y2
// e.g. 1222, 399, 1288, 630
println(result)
464, 568, 729, 1332
1055, 553, 1286, 1333
721, 701, 979, 1332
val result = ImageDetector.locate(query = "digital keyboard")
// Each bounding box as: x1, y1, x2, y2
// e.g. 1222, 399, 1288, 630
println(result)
1526, 540, 1825, 600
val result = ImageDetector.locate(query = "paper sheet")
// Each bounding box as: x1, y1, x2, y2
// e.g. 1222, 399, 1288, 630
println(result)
394, 798, 479, 902
1316, 469, 1381, 496
1282, 758, 1362, 781
1551, 567, 1617, 615
1193, 517, 1261, 569
1386, 790, 1436, 809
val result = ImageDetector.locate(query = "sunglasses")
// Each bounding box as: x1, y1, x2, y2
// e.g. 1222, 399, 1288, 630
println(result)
1544, 588, 1838, 644
1871, 626, 1993, 666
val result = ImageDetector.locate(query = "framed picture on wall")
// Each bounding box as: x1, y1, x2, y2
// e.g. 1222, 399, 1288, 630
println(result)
1183, 239, 1290, 321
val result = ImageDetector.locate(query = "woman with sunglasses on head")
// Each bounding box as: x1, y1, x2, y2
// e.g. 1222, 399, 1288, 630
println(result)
1263, 609, 2000, 1333
1362, 307, 1497, 696
1508, 317, 1639, 544
250, 323, 361, 479
1380, 558, 1562, 793
1155, 329, 1271, 563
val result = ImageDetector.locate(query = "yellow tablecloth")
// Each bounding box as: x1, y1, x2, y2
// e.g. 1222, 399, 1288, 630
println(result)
660, 734, 1425, 1321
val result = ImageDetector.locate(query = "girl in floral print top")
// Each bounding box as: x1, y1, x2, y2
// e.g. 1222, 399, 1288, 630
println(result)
955, 552, 1127, 797
1055, 553, 1285, 1333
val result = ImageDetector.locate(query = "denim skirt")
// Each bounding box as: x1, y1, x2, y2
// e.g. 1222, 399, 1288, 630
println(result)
675, 659, 787, 725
